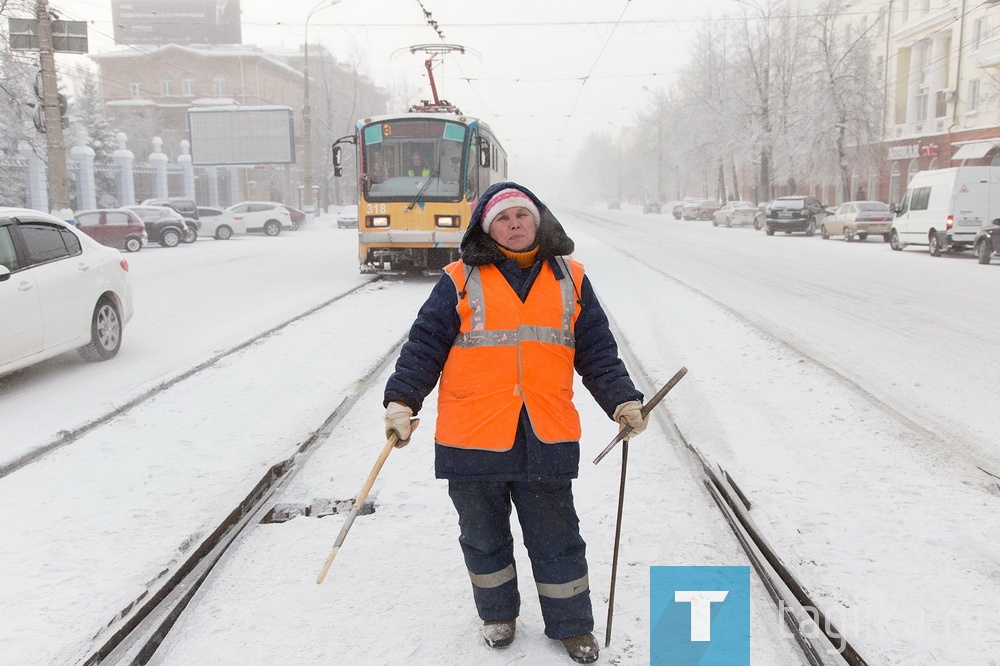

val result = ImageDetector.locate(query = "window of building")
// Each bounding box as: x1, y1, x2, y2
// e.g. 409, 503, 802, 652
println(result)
902, 0, 910, 23
160, 74, 174, 97
182, 75, 196, 97
130, 79, 142, 98
935, 90, 948, 118
907, 159, 920, 185
974, 18, 988, 48
968, 79, 980, 113
212, 74, 226, 97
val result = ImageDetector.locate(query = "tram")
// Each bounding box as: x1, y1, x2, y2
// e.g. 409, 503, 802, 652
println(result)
333, 48, 508, 273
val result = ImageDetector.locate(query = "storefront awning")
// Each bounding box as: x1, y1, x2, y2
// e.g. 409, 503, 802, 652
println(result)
951, 141, 999, 161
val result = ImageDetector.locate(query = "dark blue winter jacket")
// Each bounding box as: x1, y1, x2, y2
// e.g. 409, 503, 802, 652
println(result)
384, 182, 642, 481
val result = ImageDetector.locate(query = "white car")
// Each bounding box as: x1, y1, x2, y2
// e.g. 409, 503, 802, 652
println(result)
336, 208, 359, 229
226, 202, 293, 236
196, 206, 247, 240
0, 207, 134, 377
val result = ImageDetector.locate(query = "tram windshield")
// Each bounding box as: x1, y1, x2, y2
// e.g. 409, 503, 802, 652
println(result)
361, 119, 468, 201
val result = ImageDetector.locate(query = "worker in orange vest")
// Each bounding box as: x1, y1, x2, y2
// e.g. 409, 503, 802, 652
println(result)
384, 182, 647, 664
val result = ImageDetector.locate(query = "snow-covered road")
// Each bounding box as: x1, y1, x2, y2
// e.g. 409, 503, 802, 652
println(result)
2, 208, 998, 665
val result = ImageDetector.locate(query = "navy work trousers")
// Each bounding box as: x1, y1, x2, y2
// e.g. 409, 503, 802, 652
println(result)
447, 479, 594, 640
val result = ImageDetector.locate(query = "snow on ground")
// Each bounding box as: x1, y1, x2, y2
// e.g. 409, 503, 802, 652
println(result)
2, 207, 999, 665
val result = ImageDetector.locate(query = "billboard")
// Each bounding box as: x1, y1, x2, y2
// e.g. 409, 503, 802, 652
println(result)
111, 0, 242, 46
188, 107, 296, 166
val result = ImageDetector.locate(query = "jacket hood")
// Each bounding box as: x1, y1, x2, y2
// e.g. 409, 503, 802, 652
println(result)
460, 181, 574, 266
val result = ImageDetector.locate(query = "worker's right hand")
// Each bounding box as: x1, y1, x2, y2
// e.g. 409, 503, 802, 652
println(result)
384, 402, 418, 448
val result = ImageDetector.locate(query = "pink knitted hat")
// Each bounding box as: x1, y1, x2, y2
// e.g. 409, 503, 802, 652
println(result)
481, 188, 541, 234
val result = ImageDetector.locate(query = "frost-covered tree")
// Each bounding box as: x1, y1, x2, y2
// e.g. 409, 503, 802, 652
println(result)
69, 70, 120, 207
0, 1, 43, 206
810, 1, 884, 203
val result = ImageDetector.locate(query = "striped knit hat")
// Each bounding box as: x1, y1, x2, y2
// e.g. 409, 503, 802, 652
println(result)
481, 188, 541, 234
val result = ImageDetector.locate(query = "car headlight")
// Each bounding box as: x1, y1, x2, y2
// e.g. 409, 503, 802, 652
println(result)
435, 215, 460, 228
369, 216, 389, 228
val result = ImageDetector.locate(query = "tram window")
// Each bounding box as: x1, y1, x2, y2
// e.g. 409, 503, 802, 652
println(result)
466, 142, 478, 200
479, 137, 491, 168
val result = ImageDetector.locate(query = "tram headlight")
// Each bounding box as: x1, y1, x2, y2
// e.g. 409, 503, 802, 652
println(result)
435, 215, 460, 228
369, 215, 389, 228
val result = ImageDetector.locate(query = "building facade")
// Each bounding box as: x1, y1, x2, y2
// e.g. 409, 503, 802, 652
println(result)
850, 0, 1000, 204
91, 43, 387, 208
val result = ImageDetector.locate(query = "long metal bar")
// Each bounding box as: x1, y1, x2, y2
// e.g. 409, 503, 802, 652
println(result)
593, 366, 688, 465
604, 440, 629, 648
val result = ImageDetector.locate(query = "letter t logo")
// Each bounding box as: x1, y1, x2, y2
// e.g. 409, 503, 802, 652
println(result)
674, 590, 729, 641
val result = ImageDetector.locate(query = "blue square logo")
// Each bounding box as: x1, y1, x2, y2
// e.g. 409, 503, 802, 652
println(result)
650, 566, 750, 666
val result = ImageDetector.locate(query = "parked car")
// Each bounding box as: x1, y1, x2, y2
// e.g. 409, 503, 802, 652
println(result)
754, 203, 770, 230
226, 201, 293, 236
141, 198, 199, 243
682, 199, 722, 221
336, 208, 359, 229
821, 201, 893, 241
643, 201, 662, 214
607, 199, 621, 210
763, 196, 829, 236
283, 205, 306, 230
712, 201, 757, 227
672, 197, 702, 219
1, 207, 134, 377
890, 167, 992, 256
196, 206, 246, 240
974, 219, 1000, 264
125, 205, 189, 247
74, 208, 147, 252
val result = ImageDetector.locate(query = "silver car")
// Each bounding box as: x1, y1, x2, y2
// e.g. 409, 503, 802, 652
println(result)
821, 201, 893, 242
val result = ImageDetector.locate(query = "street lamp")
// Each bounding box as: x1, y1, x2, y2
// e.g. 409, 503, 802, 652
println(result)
642, 86, 665, 203
302, 0, 341, 224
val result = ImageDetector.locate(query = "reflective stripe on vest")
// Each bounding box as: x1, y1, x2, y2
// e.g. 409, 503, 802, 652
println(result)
435, 258, 585, 450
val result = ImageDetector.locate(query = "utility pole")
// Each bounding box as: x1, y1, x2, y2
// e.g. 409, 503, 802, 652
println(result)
36, 0, 70, 213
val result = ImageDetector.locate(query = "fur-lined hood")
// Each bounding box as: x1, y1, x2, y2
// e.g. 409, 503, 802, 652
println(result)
460, 181, 574, 266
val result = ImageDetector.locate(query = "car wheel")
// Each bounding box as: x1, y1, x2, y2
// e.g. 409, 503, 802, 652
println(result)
765, 227, 775, 236
754, 218, 762, 230
844, 227, 854, 242
215, 225, 233, 240
182, 225, 197, 243
890, 230, 903, 251
712, 218, 718, 227
821, 224, 829, 240
124, 237, 142, 252
160, 228, 181, 247
883, 233, 891, 243
805, 217, 816, 236
264, 220, 282, 236
78, 296, 122, 362
857, 232, 868, 241
929, 233, 942, 257
977, 239, 993, 265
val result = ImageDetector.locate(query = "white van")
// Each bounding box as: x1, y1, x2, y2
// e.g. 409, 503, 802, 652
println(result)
891, 167, 1000, 256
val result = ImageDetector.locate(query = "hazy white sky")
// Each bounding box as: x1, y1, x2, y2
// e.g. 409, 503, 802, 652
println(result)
44, 0, 742, 184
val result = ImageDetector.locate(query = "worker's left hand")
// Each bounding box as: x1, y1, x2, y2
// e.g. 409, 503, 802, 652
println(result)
613, 400, 648, 439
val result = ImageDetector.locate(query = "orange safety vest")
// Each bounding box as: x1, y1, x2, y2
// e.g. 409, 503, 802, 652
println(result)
436, 257, 586, 450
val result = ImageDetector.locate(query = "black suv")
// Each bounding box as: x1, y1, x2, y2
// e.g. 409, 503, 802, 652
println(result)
764, 196, 828, 236
142, 198, 199, 243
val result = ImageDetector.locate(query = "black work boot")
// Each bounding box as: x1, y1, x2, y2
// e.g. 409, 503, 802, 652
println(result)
560, 632, 599, 663
482, 619, 516, 648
